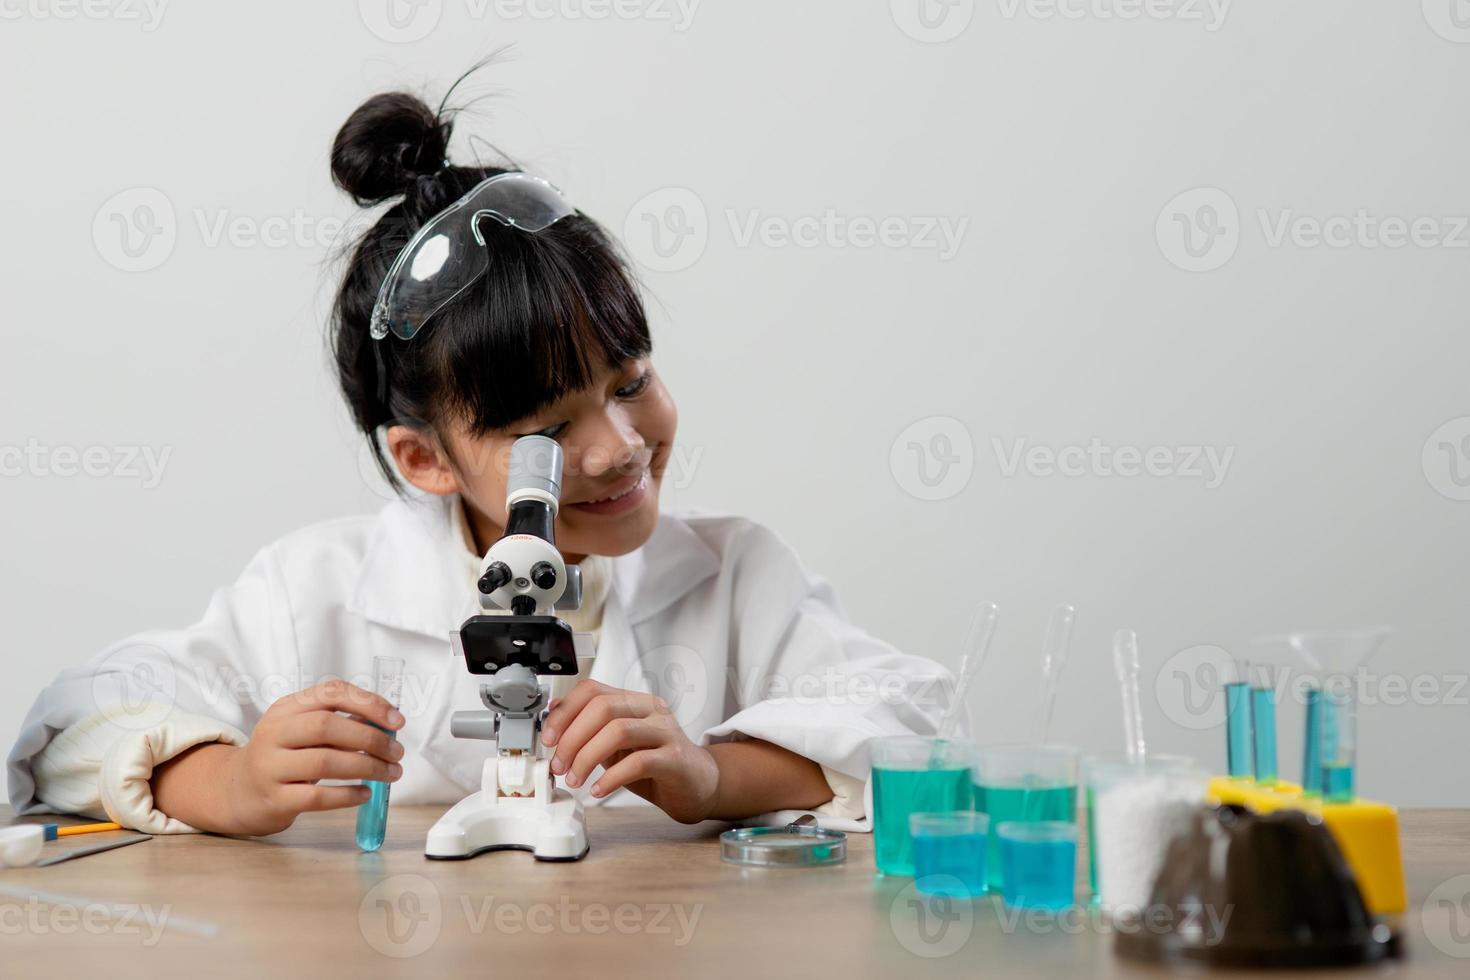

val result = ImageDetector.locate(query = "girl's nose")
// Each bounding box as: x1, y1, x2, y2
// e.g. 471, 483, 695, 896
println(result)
574, 411, 648, 479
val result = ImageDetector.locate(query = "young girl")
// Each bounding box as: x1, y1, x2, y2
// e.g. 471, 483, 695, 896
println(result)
6, 78, 950, 839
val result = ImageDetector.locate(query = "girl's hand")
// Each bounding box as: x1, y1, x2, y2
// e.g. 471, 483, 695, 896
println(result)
541, 680, 719, 824
223, 679, 405, 836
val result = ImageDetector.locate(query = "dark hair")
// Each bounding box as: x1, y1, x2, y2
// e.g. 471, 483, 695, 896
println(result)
329, 79, 651, 491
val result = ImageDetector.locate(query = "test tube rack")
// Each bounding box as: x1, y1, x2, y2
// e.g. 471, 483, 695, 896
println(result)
1207, 777, 1405, 915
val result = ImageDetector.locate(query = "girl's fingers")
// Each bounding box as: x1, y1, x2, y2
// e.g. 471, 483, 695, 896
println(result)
280, 747, 402, 784
587, 748, 667, 799
542, 680, 614, 746
562, 718, 664, 788
280, 712, 404, 763
284, 783, 373, 813
285, 680, 404, 733
550, 692, 664, 771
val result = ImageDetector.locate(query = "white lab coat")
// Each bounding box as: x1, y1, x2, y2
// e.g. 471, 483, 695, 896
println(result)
7, 495, 954, 832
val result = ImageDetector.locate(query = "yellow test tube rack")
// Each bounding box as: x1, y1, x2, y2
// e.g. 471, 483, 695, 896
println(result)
1207, 776, 1406, 915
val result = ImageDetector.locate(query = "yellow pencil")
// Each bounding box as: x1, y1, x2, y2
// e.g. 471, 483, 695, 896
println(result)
45, 821, 122, 840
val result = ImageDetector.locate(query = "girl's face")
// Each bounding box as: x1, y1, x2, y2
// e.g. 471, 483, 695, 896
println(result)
388, 356, 676, 562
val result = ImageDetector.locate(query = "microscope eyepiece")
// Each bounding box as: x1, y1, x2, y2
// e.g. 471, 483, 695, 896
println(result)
478, 561, 512, 595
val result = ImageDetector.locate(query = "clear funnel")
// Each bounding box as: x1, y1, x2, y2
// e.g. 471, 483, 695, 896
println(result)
1264, 627, 1392, 803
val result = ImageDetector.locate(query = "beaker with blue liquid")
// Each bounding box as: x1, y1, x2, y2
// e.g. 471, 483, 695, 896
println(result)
870, 736, 973, 876
356, 655, 405, 852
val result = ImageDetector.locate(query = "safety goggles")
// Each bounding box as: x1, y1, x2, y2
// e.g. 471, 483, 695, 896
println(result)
369, 171, 577, 342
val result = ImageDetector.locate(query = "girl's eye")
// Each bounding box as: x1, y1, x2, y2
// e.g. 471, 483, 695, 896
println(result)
534, 422, 569, 440
616, 373, 651, 399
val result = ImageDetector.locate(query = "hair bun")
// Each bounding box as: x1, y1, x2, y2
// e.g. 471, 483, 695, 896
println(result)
331, 92, 452, 205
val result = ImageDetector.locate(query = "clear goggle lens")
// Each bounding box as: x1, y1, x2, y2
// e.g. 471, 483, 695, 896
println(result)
369, 171, 576, 341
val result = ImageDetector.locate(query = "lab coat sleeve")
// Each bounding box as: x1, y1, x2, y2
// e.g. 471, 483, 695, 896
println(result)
699, 522, 958, 831
6, 545, 299, 832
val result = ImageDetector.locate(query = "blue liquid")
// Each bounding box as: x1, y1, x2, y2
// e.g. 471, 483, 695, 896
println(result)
1302, 688, 1323, 795
871, 766, 972, 876
355, 727, 397, 852
912, 830, 987, 897
973, 783, 1076, 891
1251, 686, 1278, 785
1225, 681, 1254, 779
1000, 835, 1076, 910
1324, 764, 1355, 803
356, 780, 391, 851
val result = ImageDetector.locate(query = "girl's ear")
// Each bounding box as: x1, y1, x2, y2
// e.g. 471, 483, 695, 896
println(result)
385, 424, 458, 497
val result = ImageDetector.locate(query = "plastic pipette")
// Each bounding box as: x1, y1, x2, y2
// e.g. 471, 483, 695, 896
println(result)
1112, 629, 1147, 767
936, 601, 999, 742
1034, 604, 1076, 745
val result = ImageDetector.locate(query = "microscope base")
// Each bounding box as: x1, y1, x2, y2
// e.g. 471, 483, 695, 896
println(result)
424, 761, 589, 862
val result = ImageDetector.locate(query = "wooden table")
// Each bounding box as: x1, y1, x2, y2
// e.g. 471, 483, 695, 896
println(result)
3, 806, 1468, 978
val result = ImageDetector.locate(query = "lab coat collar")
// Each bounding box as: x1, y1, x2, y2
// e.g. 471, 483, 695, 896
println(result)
346, 494, 722, 638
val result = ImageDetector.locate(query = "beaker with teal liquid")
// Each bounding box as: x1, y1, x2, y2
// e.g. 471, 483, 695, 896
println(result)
972, 744, 1078, 893
870, 736, 973, 876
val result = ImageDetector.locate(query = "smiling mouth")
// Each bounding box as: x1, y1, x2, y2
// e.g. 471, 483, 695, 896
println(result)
570, 469, 648, 506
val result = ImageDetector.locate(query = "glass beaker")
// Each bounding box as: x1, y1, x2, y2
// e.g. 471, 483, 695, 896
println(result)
870, 736, 973, 876
972, 744, 1078, 892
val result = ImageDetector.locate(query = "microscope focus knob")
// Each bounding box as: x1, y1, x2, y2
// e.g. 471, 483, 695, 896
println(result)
530, 561, 557, 590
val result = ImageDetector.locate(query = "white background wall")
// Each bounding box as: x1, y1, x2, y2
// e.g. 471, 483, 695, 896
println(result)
2, 1, 1467, 804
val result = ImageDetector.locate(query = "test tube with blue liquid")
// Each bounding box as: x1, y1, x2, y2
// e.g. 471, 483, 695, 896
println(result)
356, 655, 405, 852
1223, 658, 1254, 780
1282, 628, 1391, 804
1320, 673, 1356, 803
1249, 662, 1278, 786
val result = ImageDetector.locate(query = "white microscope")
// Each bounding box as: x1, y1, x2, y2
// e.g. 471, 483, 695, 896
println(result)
425, 435, 594, 862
